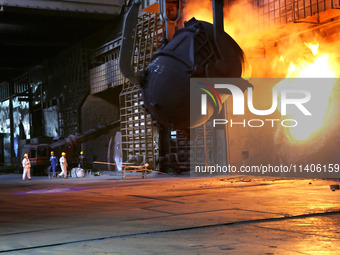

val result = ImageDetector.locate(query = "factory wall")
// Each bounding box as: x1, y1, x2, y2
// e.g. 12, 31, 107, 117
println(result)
226, 79, 281, 168
0, 100, 10, 134
43, 106, 59, 138
0, 98, 30, 163
0, 100, 10, 164
81, 94, 120, 171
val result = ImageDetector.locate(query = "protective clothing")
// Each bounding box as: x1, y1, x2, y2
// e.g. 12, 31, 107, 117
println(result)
50, 154, 58, 177
78, 152, 85, 169
59, 155, 68, 178
22, 156, 31, 180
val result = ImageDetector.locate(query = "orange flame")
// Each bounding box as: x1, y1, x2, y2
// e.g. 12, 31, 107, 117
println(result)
183, 0, 340, 143
275, 42, 338, 141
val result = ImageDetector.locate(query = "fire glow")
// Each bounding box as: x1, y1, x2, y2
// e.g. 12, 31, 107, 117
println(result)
276, 42, 338, 142
183, 0, 339, 143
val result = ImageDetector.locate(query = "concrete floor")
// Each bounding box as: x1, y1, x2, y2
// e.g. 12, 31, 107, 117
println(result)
0, 173, 339, 254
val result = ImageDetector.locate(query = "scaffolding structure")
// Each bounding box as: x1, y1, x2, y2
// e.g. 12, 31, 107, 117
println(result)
169, 130, 190, 168
56, 46, 90, 136
89, 38, 124, 94
0, 82, 9, 102
120, 83, 155, 165
189, 120, 214, 166
119, 13, 165, 169
229, 0, 340, 31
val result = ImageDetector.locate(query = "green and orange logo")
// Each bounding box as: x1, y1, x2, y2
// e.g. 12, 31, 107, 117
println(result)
198, 82, 222, 115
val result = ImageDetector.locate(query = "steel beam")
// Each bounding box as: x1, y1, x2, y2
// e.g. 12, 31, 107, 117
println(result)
2, 0, 124, 14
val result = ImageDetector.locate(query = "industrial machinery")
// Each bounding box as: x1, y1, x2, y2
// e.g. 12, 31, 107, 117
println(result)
20, 120, 120, 175
119, 0, 250, 131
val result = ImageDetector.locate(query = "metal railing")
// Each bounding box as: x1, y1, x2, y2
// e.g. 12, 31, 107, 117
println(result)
227, 0, 340, 31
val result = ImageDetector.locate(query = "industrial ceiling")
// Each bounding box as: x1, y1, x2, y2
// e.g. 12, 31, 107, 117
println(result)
0, 0, 125, 83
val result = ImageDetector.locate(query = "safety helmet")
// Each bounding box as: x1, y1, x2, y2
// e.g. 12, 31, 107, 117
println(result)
51, 151, 54, 155
80, 151, 83, 155
24, 154, 28, 157
62, 152, 66, 156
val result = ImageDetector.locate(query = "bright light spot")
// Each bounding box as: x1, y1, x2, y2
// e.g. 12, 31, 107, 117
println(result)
276, 42, 337, 142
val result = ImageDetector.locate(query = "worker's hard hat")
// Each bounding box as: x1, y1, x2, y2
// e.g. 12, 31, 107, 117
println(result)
24, 154, 28, 157
62, 152, 66, 156
80, 151, 83, 155
51, 151, 54, 155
